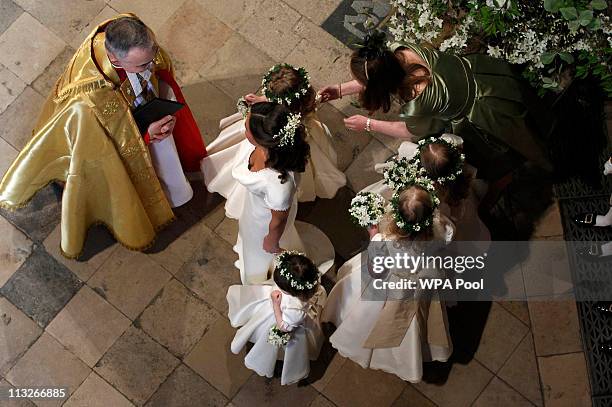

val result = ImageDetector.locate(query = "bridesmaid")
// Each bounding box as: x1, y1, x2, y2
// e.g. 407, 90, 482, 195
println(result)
322, 183, 454, 382
227, 251, 327, 385
244, 64, 347, 202
202, 64, 346, 213
232, 102, 309, 284
319, 31, 553, 182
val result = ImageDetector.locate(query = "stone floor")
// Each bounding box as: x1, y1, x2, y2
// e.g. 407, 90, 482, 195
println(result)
0, 1, 596, 406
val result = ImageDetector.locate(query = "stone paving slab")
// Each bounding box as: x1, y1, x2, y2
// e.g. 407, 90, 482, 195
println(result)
0, 246, 82, 328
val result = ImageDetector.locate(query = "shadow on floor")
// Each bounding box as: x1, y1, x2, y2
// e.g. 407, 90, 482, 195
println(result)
77, 180, 223, 259
145, 180, 223, 254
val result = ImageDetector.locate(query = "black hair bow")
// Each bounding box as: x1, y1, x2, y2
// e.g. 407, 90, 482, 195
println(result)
355, 30, 388, 60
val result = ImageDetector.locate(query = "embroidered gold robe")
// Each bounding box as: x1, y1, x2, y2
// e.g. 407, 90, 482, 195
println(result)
0, 15, 196, 258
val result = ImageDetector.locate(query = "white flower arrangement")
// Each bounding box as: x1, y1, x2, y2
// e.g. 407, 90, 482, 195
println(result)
387, 0, 611, 95
383, 156, 424, 191
486, 0, 511, 11
268, 325, 291, 347
348, 192, 386, 228
273, 113, 302, 148
236, 97, 249, 119
388, 1, 444, 46
440, 15, 475, 53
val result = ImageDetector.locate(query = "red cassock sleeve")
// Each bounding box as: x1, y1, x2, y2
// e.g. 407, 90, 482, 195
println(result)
156, 69, 207, 171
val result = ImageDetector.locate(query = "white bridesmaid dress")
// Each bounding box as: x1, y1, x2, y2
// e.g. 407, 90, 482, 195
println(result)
227, 281, 327, 385
321, 217, 455, 383
201, 113, 335, 284
201, 111, 346, 208
227, 139, 335, 284
362, 134, 490, 244
231, 139, 302, 284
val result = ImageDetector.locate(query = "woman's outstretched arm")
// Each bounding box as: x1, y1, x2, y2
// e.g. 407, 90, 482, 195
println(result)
344, 115, 414, 140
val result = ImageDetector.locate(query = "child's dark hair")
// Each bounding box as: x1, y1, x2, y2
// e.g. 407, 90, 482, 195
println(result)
273, 253, 319, 301
248, 102, 310, 183
419, 141, 471, 207
266, 66, 317, 116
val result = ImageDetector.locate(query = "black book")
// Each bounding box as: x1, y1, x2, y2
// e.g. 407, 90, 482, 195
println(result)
132, 97, 184, 133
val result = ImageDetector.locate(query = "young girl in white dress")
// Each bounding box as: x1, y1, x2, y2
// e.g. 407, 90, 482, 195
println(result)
322, 183, 454, 382
363, 135, 490, 246
416, 137, 491, 246
231, 102, 309, 284
227, 251, 327, 385
202, 63, 346, 216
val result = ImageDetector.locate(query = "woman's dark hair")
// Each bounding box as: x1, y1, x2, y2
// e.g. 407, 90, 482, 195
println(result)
248, 102, 310, 183
273, 254, 319, 301
350, 33, 431, 113
419, 141, 471, 207
266, 66, 317, 116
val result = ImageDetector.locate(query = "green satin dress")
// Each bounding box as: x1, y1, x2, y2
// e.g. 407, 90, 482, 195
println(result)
390, 42, 553, 179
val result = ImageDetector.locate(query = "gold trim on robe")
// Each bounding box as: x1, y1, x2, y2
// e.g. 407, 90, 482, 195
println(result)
0, 14, 176, 258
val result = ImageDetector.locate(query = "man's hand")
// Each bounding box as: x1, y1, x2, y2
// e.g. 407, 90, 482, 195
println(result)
147, 115, 176, 143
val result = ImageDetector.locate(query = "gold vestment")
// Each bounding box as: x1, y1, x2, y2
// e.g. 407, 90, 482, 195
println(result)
0, 15, 178, 258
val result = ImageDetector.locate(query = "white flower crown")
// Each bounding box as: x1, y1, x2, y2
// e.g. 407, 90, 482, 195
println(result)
274, 250, 317, 291
273, 112, 302, 147
417, 136, 465, 184
391, 177, 440, 234
262, 64, 311, 106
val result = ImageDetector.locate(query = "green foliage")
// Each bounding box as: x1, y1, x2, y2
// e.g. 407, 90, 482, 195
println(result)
389, 0, 611, 96
590, 0, 608, 10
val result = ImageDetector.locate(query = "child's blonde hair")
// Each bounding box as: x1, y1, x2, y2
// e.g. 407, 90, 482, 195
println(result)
383, 185, 435, 241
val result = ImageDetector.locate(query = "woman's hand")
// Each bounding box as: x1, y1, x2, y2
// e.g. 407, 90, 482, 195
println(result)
318, 84, 341, 103
244, 93, 267, 105
263, 234, 281, 253
270, 290, 282, 306
344, 115, 369, 132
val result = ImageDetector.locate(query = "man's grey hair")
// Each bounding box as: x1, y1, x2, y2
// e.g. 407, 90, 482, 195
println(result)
105, 16, 155, 58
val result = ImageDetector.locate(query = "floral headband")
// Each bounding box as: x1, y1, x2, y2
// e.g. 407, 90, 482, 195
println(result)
417, 137, 465, 184
262, 63, 311, 106
274, 112, 302, 147
274, 251, 317, 291
390, 177, 440, 234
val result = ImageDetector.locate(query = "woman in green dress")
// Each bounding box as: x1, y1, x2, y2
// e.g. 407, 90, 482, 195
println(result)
319, 33, 553, 181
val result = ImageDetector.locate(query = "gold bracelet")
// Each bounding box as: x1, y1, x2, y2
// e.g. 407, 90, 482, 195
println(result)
366, 118, 372, 133
338, 83, 342, 99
